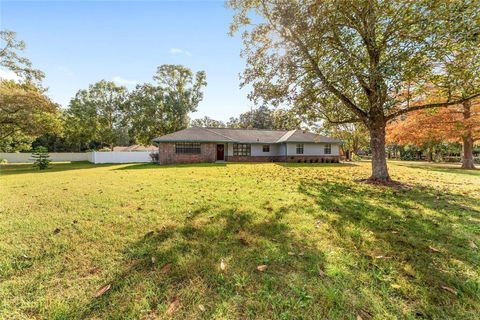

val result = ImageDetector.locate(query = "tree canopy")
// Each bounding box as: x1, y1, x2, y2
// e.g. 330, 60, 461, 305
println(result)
387, 98, 479, 168
191, 116, 226, 128
227, 106, 301, 130
65, 80, 128, 150
0, 80, 60, 150
228, 0, 480, 181
0, 30, 44, 82
125, 65, 207, 145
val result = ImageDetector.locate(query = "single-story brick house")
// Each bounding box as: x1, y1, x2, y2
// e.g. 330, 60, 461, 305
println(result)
152, 127, 342, 164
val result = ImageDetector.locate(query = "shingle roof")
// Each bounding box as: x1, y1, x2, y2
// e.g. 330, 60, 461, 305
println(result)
152, 127, 233, 142
153, 127, 342, 144
277, 130, 342, 143
206, 128, 287, 143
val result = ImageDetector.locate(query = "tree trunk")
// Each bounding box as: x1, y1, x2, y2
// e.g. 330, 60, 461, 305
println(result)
426, 148, 433, 162
462, 135, 475, 169
369, 123, 390, 181
461, 101, 475, 169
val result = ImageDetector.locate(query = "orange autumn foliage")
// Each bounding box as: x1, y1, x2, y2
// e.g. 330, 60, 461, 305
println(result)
387, 99, 480, 146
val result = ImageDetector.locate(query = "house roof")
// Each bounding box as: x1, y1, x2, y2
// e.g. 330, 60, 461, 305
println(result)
153, 127, 342, 144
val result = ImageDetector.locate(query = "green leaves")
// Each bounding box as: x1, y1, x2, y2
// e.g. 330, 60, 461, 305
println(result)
65, 80, 128, 150
0, 80, 59, 143
229, 0, 480, 180
125, 65, 207, 145
0, 30, 44, 82
31, 146, 51, 170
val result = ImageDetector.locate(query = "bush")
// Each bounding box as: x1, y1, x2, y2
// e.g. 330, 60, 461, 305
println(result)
351, 153, 362, 161
31, 147, 51, 170
150, 152, 159, 163
0, 158, 7, 164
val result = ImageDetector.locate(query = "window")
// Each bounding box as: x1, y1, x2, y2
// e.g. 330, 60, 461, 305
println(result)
296, 144, 304, 154
233, 143, 251, 156
324, 143, 332, 154
175, 142, 201, 154
262, 145, 270, 152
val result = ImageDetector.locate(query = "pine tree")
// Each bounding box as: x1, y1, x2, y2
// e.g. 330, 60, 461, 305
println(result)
31, 146, 51, 170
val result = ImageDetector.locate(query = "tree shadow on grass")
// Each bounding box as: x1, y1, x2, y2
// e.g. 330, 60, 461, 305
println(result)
112, 162, 228, 171
275, 162, 358, 168
298, 179, 480, 318
74, 206, 336, 319
391, 161, 480, 177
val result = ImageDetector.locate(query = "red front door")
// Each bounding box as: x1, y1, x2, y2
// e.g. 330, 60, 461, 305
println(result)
216, 144, 224, 160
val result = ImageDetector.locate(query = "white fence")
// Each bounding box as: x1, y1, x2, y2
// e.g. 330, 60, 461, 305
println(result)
0, 152, 153, 164
89, 152, 152, 164
0, 152, 88, 163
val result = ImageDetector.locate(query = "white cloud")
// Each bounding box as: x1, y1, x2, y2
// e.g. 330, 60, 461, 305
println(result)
0, 69, 21, 81
112, 76, 138, 86
170, 47, 192, 57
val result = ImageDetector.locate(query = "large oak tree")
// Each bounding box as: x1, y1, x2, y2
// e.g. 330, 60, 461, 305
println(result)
229, 0, 480, 181
66, 81, 128, 150
0, 80, 59, 144
124, 65, 207, 145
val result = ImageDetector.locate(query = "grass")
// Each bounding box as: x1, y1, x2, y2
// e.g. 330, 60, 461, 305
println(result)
0, 161, 479, 319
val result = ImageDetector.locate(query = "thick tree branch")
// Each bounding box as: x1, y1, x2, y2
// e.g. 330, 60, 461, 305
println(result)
257, 1, 368, 121
329, 27, 372, 97
387, 92, 480, 121
286, 29, 368, 121
324, 116, 363, 125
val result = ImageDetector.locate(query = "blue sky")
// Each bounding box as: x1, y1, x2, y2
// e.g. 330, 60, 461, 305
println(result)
0, 0, 253, 121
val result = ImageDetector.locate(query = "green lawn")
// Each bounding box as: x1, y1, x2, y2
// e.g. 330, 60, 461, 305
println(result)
0, 161, 479, 319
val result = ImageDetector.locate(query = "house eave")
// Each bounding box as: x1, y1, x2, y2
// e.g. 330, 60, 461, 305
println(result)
152, 139, 343, 144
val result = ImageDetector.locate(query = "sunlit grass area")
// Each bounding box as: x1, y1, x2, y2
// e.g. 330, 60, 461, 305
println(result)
1, 161, 479, 319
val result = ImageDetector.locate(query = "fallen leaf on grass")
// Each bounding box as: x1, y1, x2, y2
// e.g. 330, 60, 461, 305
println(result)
151, 257, 156, 264
161, 263, 172, 274
375, 255, 393, 259
95, 284, 111, 298
403, 264, 416, 277
166, 297, 181, 315
441, 286, 457, 295
391, 284, 401, 289
220, 259, 226, 271
287, 251, 296, 256
469, 241, 478, 249
198, 304, 206, 312
257, 265, 267, 272
318, 269, 326, 278
428, 246, 441, 253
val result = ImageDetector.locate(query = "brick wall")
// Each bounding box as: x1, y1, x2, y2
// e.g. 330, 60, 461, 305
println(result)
225, 156, 285, 162
285, 155, 340, 163
225, 155, 339, 163
158, 142, 216, 164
